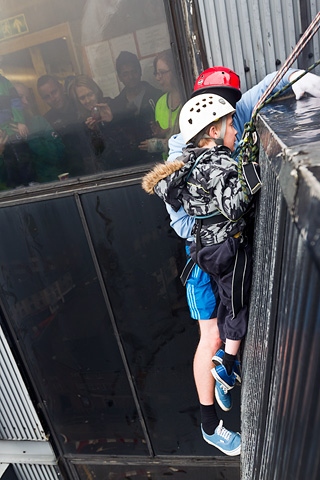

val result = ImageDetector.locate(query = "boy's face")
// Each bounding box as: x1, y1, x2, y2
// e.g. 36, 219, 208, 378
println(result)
221, 114, 237, 151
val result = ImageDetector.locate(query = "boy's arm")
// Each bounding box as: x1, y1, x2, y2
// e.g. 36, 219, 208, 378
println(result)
166, 68, 320, 238
166, 203, 195, 240
165, 133, 196, 239
167, 133, 186, 163
234, 69, 294, 134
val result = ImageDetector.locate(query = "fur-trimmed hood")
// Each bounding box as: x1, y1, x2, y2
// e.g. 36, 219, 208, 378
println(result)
141, 159, 185, 194
141, 147, 218, 212
141, 146, 233, 213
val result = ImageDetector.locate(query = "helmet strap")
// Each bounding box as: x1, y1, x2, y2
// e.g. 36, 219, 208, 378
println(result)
215, 116, 226, 146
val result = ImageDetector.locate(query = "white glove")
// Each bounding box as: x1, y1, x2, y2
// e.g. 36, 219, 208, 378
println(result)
290, 70, 320, 99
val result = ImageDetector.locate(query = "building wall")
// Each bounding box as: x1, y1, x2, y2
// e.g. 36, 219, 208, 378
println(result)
241, 95, 320, 480
197, 0, 320, 91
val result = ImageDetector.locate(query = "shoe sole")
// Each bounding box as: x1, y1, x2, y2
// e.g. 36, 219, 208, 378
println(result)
211, 367, 235, 391
215, 385, 232, 412
212, 356, 241, 385
202, 434, 241, 456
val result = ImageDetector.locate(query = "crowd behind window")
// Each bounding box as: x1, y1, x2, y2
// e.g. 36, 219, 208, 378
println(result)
0, 49, 182, 191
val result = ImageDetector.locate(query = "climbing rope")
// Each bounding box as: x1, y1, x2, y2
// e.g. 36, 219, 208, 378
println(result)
236, 11, 320, 199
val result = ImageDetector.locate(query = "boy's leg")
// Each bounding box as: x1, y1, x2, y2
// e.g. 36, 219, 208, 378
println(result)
184, 248, 241, 455
191, 237, 250, 389
185, 261, 224, 420
185, 261, 234, 423
194, 317, 222, 406
214, 240, 252, 389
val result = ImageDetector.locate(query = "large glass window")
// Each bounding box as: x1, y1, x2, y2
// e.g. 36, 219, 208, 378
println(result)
0, 0, 184, 191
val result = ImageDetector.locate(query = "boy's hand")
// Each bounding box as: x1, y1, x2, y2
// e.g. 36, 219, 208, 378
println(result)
290, 70, 320, 99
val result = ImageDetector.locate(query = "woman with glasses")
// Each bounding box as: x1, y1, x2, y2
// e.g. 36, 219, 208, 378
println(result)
139, 49, 182, 158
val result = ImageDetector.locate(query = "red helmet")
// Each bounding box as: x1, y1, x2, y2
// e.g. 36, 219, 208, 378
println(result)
192, 66, 242, 106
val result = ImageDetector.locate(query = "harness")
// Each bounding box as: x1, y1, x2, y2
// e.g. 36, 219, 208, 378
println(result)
180, 149, 232, 285
180, 213, 228, 286
180, 153, 252, 317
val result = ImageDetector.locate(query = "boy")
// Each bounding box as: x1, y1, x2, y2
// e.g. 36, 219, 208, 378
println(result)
142, 93, 261, 454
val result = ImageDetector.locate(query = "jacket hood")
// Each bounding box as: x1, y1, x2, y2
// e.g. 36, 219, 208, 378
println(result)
142, 147, 211, 211
141, 159, 185, 194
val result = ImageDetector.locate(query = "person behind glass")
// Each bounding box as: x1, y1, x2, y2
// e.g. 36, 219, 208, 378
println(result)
139, 49, 182, 158
0, 73, 36, 188
0, 73, 28, 140
109, 51, 162, 166
68, 74, 120, 171
37, 74, 85, 177
13, 82, 65, 183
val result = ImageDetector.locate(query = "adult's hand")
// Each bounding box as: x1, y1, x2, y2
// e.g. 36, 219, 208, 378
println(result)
95, 103, 113, 122
138, 138, 166, 153
85, 117, 97, 130
290, 70, 320, 99
10, 122, 29, 138
18, 123, 29, 138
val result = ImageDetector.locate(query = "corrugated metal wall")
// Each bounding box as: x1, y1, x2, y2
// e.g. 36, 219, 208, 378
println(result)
241, 96, 320, 479
0, 325, 61, 479
197, 0, 320, 91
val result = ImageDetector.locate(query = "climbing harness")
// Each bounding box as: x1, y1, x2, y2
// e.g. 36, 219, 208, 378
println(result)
236, 12, 320, 200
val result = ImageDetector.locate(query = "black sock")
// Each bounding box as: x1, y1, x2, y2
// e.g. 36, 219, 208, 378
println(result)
223, 352, 236, 375
200, 403, 219, 435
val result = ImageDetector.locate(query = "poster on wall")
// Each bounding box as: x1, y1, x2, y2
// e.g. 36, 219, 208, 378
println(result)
84, 22, 170, 98
85, 40, 120, 98
136, 23, 169, 57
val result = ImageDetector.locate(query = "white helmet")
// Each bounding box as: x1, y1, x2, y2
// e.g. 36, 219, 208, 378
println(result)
179, 93, 235, 144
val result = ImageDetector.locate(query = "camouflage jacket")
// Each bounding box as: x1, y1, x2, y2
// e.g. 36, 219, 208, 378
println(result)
142, 146, 256, 246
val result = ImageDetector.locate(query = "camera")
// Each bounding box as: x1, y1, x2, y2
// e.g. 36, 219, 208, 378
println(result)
91, 106, 101, 121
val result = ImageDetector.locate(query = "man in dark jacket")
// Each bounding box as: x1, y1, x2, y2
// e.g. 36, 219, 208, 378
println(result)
109, 51, 162, 166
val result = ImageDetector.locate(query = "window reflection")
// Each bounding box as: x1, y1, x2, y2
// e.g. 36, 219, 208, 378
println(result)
0, 0, 183, 191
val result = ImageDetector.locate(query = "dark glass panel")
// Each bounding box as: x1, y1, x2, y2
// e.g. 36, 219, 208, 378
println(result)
81, 185, 241, 456
0, 197, 148, 455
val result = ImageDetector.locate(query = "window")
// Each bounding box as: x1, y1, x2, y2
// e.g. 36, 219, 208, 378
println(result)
0, 0, 184, 192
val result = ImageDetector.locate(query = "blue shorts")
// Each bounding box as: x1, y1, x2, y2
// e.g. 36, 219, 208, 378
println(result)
185, 245, 219, 320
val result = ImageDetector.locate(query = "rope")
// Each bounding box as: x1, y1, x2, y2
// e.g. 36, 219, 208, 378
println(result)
236, 12, 320, 199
